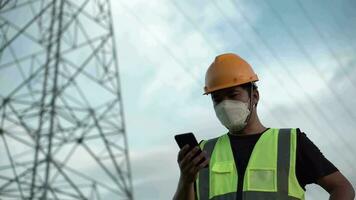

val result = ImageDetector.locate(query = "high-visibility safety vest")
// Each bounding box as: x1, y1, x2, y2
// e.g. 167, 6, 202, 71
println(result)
196, 128, 305, 200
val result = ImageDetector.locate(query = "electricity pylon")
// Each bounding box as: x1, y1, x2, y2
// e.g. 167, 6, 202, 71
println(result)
0, 0, 134, 199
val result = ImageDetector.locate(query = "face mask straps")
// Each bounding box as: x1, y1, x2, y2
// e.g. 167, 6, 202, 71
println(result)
244, 83, 255, 125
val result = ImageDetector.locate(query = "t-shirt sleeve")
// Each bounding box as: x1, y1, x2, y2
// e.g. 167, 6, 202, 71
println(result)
296, 128, 338, 188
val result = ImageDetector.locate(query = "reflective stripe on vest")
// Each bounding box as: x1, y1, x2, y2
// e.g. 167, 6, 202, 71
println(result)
198, 137, 219, 200
196, 128, 305, 200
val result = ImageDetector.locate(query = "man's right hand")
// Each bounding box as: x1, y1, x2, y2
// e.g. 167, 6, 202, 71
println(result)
177, 145, 210, 184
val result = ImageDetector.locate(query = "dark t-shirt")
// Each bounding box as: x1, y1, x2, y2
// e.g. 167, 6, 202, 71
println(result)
195, 128, 338, 200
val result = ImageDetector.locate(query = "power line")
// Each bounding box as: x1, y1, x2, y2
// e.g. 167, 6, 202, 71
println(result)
118, 0, 354, 166
228, 0, 356, 166
323, 0, 356, 54
117, 1, 288, 126
169, 1, 292, 126
212, 0, 356, 168
170, 0, 220, 53
172, 0, 337, 131
210, 0, 325, 131
260, 0, 356, 122
117, 1, 203, 87
260, 0, 356, 123
295, 0, 356, 89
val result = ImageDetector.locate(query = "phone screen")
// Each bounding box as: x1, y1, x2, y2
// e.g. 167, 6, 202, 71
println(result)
174, 132, 199, 150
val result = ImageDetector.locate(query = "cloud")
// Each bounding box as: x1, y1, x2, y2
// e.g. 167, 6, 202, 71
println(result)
112, 0, 263, 110
2, 0, 356, 199
130, 145, 179, 200
109, 0, 356, 198
126, 55, 356, 200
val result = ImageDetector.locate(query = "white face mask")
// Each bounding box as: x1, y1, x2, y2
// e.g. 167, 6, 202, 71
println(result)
214, 99, 251, 133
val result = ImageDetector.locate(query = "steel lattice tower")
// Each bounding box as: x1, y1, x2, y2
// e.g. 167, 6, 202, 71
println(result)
0, 0, 134, 199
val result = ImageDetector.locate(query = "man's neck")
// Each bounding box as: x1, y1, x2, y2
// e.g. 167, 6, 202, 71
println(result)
240, 124, 266, 135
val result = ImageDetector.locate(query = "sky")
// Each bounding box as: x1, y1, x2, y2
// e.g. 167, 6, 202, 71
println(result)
0, 0, 356, 199
110, 0, 356, 199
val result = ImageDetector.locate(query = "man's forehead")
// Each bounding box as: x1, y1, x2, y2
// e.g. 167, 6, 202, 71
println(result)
211, 86, 243, 96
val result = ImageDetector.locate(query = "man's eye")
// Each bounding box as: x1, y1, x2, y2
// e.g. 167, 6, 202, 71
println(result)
229, 94, 238, 98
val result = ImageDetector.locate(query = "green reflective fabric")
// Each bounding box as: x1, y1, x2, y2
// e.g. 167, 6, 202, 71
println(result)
209, 134, 237, 198
243, 129, 278, 192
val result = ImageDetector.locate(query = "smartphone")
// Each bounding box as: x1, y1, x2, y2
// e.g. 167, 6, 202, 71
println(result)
174, 132, 208, 168
175, 132, 199, 150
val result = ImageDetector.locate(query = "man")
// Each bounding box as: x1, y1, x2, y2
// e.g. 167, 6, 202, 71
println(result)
173, 53, 355, 200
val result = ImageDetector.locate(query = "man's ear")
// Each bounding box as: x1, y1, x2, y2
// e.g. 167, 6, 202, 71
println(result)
253, 89, 259, 106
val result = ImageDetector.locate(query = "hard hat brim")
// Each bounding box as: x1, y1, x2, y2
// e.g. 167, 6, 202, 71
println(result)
203, 75, 258, 95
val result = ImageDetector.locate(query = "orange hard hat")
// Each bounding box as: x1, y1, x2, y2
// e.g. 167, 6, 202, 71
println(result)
203, 53, 259, 95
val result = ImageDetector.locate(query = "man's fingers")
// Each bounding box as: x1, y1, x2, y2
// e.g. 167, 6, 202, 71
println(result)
184, 146, 200, 161
177, 145, 190, 161
192, 158, 210, 174
178, 148, 210, 179
192, 150, 207, 166
179, 146, 199, 167
199, 157, 210, 169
